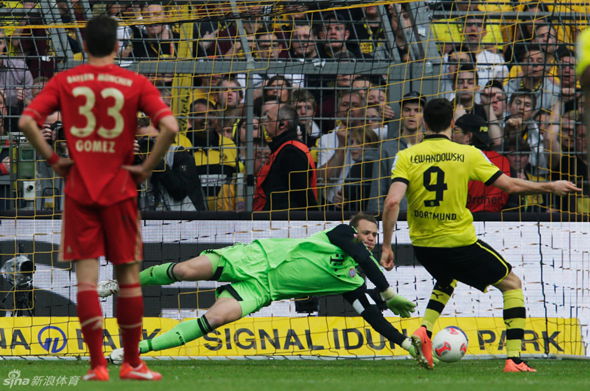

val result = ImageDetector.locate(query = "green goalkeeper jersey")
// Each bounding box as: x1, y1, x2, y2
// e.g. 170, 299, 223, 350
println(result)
207, 224, 389, 301
259, 225, 387, 300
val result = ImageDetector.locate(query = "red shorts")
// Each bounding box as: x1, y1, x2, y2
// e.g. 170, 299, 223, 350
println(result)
60, 196, 142, 265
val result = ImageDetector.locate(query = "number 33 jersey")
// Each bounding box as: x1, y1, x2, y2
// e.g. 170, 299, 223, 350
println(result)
23, 64, 173, 206
391, 134, 501, 247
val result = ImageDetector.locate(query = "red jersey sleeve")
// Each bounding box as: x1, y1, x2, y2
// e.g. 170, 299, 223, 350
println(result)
138, 77, 173, 125
22, 75, 61, 127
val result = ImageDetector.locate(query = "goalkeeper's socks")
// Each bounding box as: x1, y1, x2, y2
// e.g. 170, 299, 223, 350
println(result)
77, 284, 107, 368
117, 283, 143, 367
422, 280, 456, 337
139, 316, 213, 353
503, 288, 526, 358
139, 263, 178, 286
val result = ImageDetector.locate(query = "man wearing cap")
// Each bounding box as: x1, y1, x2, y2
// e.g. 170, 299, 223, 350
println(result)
452, 114, 510, 212
366, 92, 426, 213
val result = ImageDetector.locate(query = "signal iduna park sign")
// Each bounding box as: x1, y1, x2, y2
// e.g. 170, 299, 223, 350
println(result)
0, 219, 588, 357
0, 316, 583, 357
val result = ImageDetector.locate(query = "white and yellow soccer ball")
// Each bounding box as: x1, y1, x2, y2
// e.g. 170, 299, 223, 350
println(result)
108, 348, 125, 365
432, 326, 468, 363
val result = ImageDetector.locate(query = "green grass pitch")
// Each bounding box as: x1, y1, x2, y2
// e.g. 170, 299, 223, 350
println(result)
1, 359, 589, 391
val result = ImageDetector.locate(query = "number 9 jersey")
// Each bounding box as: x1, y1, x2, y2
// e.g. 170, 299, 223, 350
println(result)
22, 64, 173, 206
390, 134, 502, 247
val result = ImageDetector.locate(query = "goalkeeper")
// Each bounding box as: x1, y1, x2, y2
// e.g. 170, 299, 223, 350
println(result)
101, 213, 420, 358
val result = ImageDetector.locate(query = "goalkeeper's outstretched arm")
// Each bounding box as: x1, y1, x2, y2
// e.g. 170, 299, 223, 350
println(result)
326, 224, 416, 318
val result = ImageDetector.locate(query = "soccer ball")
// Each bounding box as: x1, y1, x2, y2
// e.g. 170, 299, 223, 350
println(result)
108, 348, 124, 365
432, 326, 468, 363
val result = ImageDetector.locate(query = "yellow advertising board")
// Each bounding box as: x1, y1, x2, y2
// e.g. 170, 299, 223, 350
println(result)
0, 317, 583, 357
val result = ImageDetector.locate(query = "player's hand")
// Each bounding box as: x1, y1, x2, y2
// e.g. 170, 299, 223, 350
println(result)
122, 164, 152, 184
380, 245, 395, 270
41, 126, 53, 141
551, 180, 582, 196
380, 288, 416, 318
51, 157, 74, 177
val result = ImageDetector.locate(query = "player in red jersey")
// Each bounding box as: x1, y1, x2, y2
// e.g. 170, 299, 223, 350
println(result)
19, 15, 178, 381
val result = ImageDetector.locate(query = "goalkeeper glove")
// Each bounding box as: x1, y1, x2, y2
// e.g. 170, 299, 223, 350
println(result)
380, 288, 416, 318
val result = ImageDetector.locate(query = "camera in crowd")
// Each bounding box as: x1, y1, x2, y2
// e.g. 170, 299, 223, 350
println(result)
137, 136, 156, 154
135, 135, 158, 165
41, 120, 65, 146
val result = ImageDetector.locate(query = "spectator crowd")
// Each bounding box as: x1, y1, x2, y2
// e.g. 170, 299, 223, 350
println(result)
1, 1, 589, 215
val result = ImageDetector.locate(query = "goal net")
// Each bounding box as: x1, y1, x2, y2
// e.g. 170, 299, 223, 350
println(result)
0, 0, 588, 360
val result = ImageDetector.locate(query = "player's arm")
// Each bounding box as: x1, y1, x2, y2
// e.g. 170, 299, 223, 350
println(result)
326, 224, 415, 317
381, 180, 408, 271
469, 146, 581, 196
342, 285, 408, 346
327, 224, 389, 291
490, 173, 580, 196
19, 78, 73, 177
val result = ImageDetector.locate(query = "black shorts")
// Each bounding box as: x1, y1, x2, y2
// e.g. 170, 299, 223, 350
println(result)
413, 240, 512, 292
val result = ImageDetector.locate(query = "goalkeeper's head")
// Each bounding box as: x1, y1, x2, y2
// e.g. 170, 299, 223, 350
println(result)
84, 15, 118, 58
349, 212, 378, 250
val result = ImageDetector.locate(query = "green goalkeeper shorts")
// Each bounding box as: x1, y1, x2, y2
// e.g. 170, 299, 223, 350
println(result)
201, 242, 268, 283
203, 243, 273, 317
215, 278, 272, 317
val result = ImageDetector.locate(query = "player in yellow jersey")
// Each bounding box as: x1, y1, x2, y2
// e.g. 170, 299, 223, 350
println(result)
380, 98, 580, 372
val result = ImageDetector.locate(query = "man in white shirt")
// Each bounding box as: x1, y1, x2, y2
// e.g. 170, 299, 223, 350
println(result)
461, 14, 508, 86
441, 14, 508, 101
315, 91, 364, 204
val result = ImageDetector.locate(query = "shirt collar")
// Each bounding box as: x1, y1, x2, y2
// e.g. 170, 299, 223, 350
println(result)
423, 134, 450, 140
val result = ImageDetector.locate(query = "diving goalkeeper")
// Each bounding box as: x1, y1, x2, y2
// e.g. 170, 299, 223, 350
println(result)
101, 213, 420, 359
